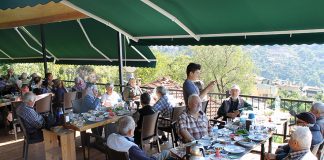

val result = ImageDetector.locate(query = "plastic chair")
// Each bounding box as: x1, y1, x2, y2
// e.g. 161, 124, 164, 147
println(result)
158, 106, 185, 147
11, 101, 23, 140
201, 100, 209, 113
71, 98, 83, 113
63, 92, 77, 111
312, 140, 324, 157
141, 112, 161, 153
17, 116, 43, 160
35, 94, 52, 114
106, 146, 129, 160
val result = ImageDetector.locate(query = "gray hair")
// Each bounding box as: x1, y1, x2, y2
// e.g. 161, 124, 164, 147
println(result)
21, 73, 28, 79
117, 116, 136, 135
291, 126, 312, 149
22, 92, 36, 103
188, 94, 200, 105
156, 86, 168, 95
105, 82, 114, 88
311, 102, 324, 116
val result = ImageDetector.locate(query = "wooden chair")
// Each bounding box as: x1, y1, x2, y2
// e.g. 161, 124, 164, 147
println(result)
158, 106, 186, 147
11, 101, 23, 140
17, 116, 43, 160
35, 94, 52, 114
141, 112, 161, 153
201, 100, 209, 113
63, 92, 77, 112
106, 146, 129, 160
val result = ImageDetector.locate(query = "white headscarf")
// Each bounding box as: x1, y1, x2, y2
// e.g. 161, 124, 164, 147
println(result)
86, 85, 98, 98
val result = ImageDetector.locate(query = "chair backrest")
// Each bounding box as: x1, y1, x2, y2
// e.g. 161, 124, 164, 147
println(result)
17, 116, 30, 142
312, 140, 324, 156
63, 92, 77, 110
171, 121, 180, 147
35, 94, 52, 114
81, 89, 87, 98
201, 100, 209, 113
11, 101, 23, 120
72, 98, 83, 113
172, 106, 186, 122
141, 112, 160, 141
104, 123, 117, 140
106, 146, 129, 160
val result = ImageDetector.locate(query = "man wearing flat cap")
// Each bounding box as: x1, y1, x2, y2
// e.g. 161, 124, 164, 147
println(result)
266, 112, 323, 160
217, 84, 252, 121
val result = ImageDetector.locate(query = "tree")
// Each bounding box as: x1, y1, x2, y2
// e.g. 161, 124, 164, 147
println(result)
190, 46, 256, 94
135, 50, 191, 84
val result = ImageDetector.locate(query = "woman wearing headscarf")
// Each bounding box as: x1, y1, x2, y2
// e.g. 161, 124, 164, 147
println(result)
72, 77, 86, 92
82, 84, 103, 136
81, 84, 101, 113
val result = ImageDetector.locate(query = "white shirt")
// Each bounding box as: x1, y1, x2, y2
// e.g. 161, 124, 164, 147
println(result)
101, 91, 120, 107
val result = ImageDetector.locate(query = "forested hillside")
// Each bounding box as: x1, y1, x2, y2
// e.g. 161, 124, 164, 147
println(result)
152, 45, 324, 87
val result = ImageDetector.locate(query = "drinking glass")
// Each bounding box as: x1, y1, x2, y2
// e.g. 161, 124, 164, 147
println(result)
226, 118, 233, 125
249, 125, 255, 135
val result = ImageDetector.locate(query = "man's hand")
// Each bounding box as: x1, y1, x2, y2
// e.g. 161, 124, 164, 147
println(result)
265, 153, 276, 160
233, 110, 240, 116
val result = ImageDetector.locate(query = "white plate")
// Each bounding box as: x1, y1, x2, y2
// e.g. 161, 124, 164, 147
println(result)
87, 117, 104, 122
224, 145, 245, 154
248, 134, 268, 141
197, 139, 211, 146
237, 139, 256, 148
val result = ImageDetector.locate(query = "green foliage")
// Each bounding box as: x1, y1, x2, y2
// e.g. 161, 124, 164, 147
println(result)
135, 50, 191, 84
314, 93, 324, 102
190, 46, 256, 94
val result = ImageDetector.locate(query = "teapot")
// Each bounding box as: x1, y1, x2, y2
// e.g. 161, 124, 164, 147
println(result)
185, 141, 205, 160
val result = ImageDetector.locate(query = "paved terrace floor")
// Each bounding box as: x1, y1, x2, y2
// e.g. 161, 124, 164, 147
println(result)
0, 127, 283, 160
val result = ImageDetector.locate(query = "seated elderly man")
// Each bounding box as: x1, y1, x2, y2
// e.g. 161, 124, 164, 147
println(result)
153, 86, 175, 141
310, 102, 324, 136
133, 93, 155, 146
107, 116, 171, 160
16, 92, 45, 141
217, 84, 252, 121
178, 94, 210, 143
267, 126, 317, 160
266, 112, 322, 160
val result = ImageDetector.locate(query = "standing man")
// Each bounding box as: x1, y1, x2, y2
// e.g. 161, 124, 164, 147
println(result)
183, 63, 216, 106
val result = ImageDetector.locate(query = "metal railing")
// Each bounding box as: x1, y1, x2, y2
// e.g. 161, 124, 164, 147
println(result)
64, 80, 313, 119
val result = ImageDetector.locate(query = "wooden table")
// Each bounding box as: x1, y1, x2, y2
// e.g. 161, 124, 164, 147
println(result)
43, 128, 76, 160
64, 115, 122, 160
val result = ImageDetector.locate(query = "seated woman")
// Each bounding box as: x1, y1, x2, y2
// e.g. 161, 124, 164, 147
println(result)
82, 84, 102, 135
266, 112, 323, 160
72, 77, 86, 92
31, 76, 47, 95
107, 116, 171, 160
123, 78, 142, 107
101, 83, 121, 107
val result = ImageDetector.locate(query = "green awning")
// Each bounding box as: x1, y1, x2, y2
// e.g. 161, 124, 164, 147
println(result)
0, 19, 156, 67
2, 0, 324, 45
64, 0, 324, 46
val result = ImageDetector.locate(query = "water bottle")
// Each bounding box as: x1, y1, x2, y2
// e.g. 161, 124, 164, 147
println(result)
212, 126, 218, 138
58, 107, 64, 125
275, 96, 281, 112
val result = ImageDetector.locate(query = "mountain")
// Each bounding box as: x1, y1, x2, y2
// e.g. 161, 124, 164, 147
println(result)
152, 45, 324, 87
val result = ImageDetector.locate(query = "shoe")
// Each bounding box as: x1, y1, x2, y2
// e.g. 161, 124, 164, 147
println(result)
8, 129, 15, 135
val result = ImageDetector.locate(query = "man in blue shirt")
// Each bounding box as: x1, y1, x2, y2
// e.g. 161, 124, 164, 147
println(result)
16, 92, 45, 141
183, 63, 216, 106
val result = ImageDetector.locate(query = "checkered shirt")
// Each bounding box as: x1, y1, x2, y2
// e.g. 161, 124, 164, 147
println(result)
283, 149, 309, 160
177, 110, 209, 140
16, 103, 45, 134
153, 95, 173, 127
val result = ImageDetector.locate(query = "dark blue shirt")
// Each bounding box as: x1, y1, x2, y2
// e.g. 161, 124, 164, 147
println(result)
183, 79, 199, 106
